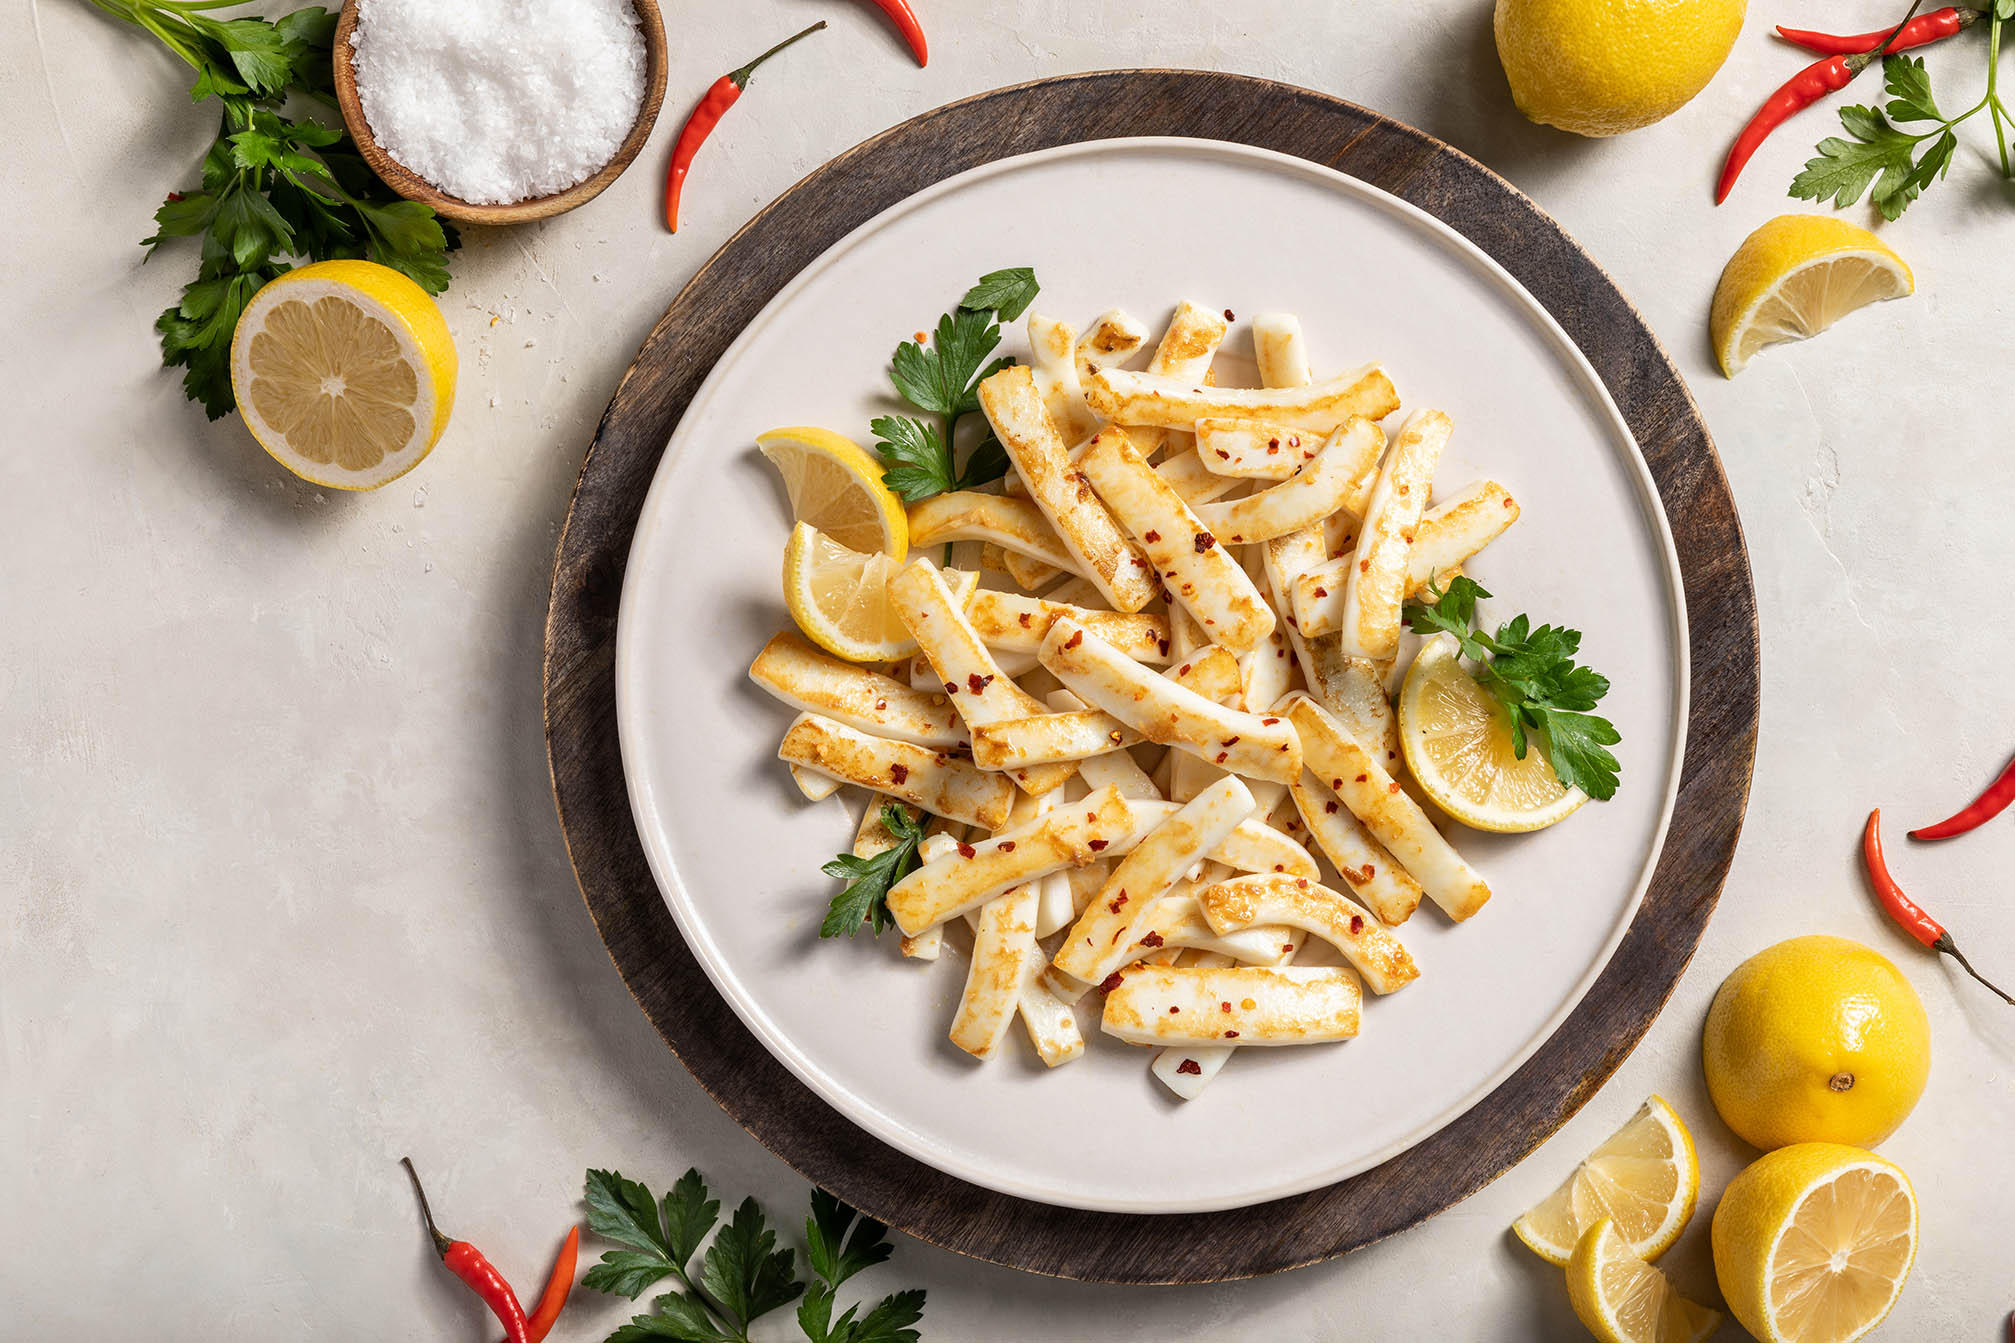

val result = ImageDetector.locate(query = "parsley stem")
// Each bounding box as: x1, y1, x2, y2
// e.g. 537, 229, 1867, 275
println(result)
1989, 10, 2012, 176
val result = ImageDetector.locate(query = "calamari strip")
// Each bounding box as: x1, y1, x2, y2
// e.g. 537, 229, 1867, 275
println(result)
1198, 873, 1420, 994
948, 883, 1041, 1059
1193, 418, 1327, 480
1001, 549, 1064, 592
1285, 695, 1491, 921
1085, 363, 1399, 434
1194, 417, 1386, 545
1149, 301, 1229, 380
789, 765, 844, 802
1039, 618, 1302, 783
1286, 769, 1421, 926
979, 365, 1158, 612
778, 713, 1014, 830
886, 556, 1074, 795
1026, 313, 1099, 445
749, 631, 966, 747
1018, 975, 1086, 1067
1074, 308, 1150, 384
1100, 964, 1360, 1046
1120, 892, 1295, 967
1052, 777, 1255, 983
969, 651, 1241, 769
1148, 448, 1241, 504
1338, 410, 1452, 660
1295, 478, 1517, 636
966, 589, 1170, 663
1251, 312, 1311, 389
905, 491, 1080, 573
1078, 427, 1276, 654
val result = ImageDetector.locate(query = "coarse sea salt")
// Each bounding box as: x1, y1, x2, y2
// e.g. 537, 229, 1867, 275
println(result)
350, 0, 647, 206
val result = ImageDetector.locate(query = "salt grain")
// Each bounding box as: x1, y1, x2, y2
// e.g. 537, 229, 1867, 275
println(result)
350, 0, 647, 205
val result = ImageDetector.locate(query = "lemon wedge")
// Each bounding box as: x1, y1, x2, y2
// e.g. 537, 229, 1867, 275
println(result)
229, 259, 456, 490
782, 524, 976, 664
1513, 1095, 1700, 1265
1711, 1143, 1917, 1343
1400, 635, 1585, 833
1710, 216, 1913, 377
1568, 1219, 1722, 1343
758, 426, 907, 558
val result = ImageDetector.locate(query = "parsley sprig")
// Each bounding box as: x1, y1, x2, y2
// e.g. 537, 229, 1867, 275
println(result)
583, 1168, 923, 1343
1791, 3, 2015, 219
818, 804, 925, 938
870, 268, 1040, 503
85, 0, 457, 417
1404, 576, 1623, 801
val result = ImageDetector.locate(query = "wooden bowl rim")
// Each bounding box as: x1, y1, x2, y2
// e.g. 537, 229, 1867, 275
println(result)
330, 0, 668, 226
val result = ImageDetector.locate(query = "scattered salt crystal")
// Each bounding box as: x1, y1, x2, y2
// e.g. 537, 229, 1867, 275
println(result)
350, 0, 648, 205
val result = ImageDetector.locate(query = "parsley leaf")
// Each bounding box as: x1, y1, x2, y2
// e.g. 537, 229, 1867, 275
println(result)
699, 1198, 804, 1330
870, 416, 953, 502
1403, 576, 1623, 801
819, 805, 925, 938
959, 267, 1041, 321
1790, 52, 1997, 220
806, 1188, 894, 1288
890, 308, 1001, 417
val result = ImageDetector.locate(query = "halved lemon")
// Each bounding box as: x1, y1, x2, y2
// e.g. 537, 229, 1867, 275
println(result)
230, 259, 456, 490
782, 525, 978, 663
758, 426, 907, 557
1710, 215, 1913, 377
1711, 1143, 1917, 1343
1400, 635, 1585, 832
1513, 1095, 1700, 1265
1568, 1219, 1722, 1343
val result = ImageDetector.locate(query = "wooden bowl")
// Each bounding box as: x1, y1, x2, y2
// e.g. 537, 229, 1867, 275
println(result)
331, 0, 667, 226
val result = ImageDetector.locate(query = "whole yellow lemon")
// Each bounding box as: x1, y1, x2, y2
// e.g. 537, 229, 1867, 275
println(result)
1493, 0, 1746, 137
1702, 935, 1929, 1151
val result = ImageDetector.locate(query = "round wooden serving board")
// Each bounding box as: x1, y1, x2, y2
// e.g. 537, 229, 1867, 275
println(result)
543, 70, 1760, 1284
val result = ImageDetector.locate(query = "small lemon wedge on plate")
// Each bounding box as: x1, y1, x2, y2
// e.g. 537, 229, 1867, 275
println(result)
1568, 1219, 1722, 1343
1711, 215, 1912, 377
758, 426, 908, 558
230, 259, 457, 490
1712, 1143, 1917, 1343
1513, 1095, 1700, 1265
782, 523, 975, 664
1400, 635, 1585, 833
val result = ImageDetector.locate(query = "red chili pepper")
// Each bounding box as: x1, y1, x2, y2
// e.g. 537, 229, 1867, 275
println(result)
401, 1158, 531, 1343
516, 1225, 578, 1343
1908, 752, 2015, 840
1862, 810, 2015, 1004
1715, 51, 1871, 203
1776, 6, 1976, 56
663, 21, 827, 233
865, 0, 929, 66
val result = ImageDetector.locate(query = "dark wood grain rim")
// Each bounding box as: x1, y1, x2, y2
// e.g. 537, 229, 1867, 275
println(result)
331, 0, 668, 225
542, 70, 1759, 1284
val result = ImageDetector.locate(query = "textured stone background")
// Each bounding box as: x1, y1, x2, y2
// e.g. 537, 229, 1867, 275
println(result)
6, 1, 2014, 1337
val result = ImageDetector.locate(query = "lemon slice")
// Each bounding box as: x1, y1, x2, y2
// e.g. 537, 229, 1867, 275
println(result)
1400, 635, 1585, 833
782, 524, 977, 663
758, 426, 908, 558
1569, 1219, 1722, 1343
1710, 215, 1913, 378
1513, 1095, 1700, 1265
229, 259, 456, 490
1711, 1143, 1918, 1343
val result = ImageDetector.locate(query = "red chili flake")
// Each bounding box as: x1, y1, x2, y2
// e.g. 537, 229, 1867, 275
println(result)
1178, 663, 1193, 676
1018, 612, 1032, 628
944, 681, 960, 695
1312, 586, 1328, 599
999, 841, 1016, 853
1215, 449, 1231, 460
1107, 892, 1129, 914
1219, 1001, 1232, 1012
1325, 800, 1339, 814
1223, 1030, 1239, 1039
1140, 931, 1165, 948
1143, 528, 1162, 543
968, 673, 994, 695
1194, 532, 1217, 553
1088, 838, 1109, 852
1176, 1058, 1202, 1075
1221, 735, 1240, 747
1332, 778, 1345, 789
1261, 716, 1280, 726
1388, 781, 1401, 794
956, 842, 976, 859
1504, 496, 1516, 508
1282, 943, 1295, 954
1354, 773, 1368, 783
1064, 630, 1084, 650
1097, 972, 1124, 994
1349, 914, 1365, 935
1267, 437, 1280, 449
913, 330, 929, 343
1157, 638, 1171, 657
1168, 1005, 1181, 1014
166, 191, 187, 203
890, 763, 910, 785
1215, 752, 1229, 764
1222, 308, 1235, 321
1295, 878, 1308, 888
1359, 559, 1372, 573
1286, 613, 1299, 629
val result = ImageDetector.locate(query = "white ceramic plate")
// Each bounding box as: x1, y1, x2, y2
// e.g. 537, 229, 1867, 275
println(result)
616, 138, 1687, 1214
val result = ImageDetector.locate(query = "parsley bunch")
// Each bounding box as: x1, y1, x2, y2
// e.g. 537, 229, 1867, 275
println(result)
871, 268, 1041, 503
818, 804, 925, 939
583, 1168, 924, 1343
85, 0, 456, 417
1404, 576, 1623, 801
1792, 3, 2015, 218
